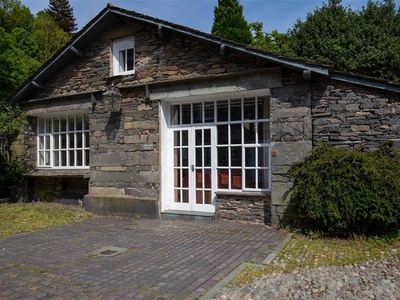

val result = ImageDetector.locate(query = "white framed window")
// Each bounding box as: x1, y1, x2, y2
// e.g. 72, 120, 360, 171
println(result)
37, 114, 89, 169
169, 96, 271, 192
112, 37, 135, 76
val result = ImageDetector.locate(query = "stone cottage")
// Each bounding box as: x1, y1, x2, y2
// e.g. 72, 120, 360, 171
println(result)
8, 4, 400, 224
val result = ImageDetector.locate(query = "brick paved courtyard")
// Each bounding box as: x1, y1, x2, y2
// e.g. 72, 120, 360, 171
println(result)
0, 217, 285, 299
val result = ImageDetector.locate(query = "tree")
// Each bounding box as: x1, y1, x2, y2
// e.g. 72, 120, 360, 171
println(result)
0, 0, 33, 32
45, 0, 77, 34
211, 0, 253, 44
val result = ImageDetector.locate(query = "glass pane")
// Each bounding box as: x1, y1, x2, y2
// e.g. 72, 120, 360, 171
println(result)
174, 189, 180, 203
182, 130, 188, 146
46, 118, 52, 133
231, 124, 241, 144
230, 99, 242, 121
258, 169, 268, 189
204, 101, 214, 123
174, 149, 180, 167
68, 116, 75, 132
61, 134, 66, 149
196, 170, 202, 188
84, 114, 89, 130
182, 148, 188, 166
76, 115, 82, 131
258, 147, 269, 167
193, 103, 202, 123
53, 118, 59, 133
182, 190, 189, 203
77, 150, 83, 166
231, 169, 242, 189
53, 134, 59, 149
171, 105, 180, 125
218, 169, 229, 189
217, 100, 228, 122
258, 97, 270, 119
244, 98, 256, 120
127, 48, 134, 71
85, 150, 89, 166
258, 122, 270, 144
77, 133, 83, 148
217, 125, 228, 145
196, 148, 202, 167
231, 147, 242, 167
39, 152, 44, 165
195, 130, 202, 146
204, 191, 212, 204
217, 147, 228, 167
204, 169, 211, 188
53, 152, 59, 166
204, 129, 211, 145
183, 168, 189, 187
45, 151, 50, 165
245, 148, 256, 167
119, 50, 126, 72
39, 136, 44, 150
204, 147, 211, 167
182, 104, 191, 124
174, 131, 180, 146
245, 169, 256, 189
61, 151, 67, 166
69, 150, 75, 166
68, 133, 74, 148
244, 123, 256, 144
174, 169, 180, 187
196, 190, 203, 204
45, 136, 50, 150
84, 132, 89, 148
60, 116, 67, 132
39, 119, 45, 133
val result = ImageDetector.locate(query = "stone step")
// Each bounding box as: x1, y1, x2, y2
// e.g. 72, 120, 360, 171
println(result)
161, 210, 216, 222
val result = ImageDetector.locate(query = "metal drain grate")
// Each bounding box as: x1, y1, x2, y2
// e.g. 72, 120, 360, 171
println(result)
91, 246, 128, 257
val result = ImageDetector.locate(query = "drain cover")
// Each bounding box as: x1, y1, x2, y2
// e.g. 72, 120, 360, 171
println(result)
91, 246, 128, 257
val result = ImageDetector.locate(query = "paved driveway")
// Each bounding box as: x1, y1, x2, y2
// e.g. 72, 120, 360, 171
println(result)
0, 217, 285, 299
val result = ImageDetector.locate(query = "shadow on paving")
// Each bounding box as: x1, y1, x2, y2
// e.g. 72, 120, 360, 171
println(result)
0, 217, 286, 299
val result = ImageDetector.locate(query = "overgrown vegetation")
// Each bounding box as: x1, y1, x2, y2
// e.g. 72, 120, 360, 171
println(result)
0, 202, 94, 239
288, 142, 400, 235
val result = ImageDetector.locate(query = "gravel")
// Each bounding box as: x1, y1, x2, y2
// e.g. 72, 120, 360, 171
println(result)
214, 249, 399, 300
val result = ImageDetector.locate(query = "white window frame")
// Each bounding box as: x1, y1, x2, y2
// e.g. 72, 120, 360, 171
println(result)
112, 37, 135, 76
37, 113, 90, 169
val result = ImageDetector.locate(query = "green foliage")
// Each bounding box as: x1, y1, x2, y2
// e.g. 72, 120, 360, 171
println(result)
289, 142, 400, 235
211, 0, 253, 44
0, 0, 34, 32
45, 0, 77, 34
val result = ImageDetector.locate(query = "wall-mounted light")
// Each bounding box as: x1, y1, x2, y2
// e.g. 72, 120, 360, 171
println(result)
103, 83, 122, 112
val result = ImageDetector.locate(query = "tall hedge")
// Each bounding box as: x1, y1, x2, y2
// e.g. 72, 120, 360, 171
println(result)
289, 142, 400, 234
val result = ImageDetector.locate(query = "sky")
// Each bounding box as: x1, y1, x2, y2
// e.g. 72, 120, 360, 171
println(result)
20, 0, 400, 34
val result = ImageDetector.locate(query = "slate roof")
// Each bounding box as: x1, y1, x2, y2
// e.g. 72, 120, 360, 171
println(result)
8, 4, 400, 104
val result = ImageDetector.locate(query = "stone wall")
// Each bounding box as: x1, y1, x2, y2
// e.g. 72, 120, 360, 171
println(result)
312, 80, 400, 149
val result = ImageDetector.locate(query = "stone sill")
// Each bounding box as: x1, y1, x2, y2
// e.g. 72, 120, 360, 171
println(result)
216, 191, 270, 197
86, 194, 157, 201
24, 169, 90, 178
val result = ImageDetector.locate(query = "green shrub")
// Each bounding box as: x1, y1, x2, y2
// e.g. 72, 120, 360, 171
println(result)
289, 142, 400, 235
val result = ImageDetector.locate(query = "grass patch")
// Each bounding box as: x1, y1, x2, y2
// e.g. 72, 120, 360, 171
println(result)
0, 202, 94, 239
233, 231, 400, 287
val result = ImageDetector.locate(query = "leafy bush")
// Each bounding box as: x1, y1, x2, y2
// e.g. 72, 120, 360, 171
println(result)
289, 142, 400, 235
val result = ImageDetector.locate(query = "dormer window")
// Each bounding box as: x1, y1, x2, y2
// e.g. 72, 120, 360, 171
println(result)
112, 37, 135, 75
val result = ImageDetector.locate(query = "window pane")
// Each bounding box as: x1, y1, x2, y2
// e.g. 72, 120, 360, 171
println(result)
196, 170, 202, 188
119, 50, 126, 72
76, 115, 82, 131
230, 99, 241, 121
245, 148, 256, 167
53, 118, 59, 133
46, 118, 52, 133
45, 151, 50, 165
182, 148, 188, 166
182, 130, 188, 146
204, 147, 211, 167
196, 148, 202, 167
84, 114, 89, 130
171, 105, 180, 125
77, 150, 83, 166
244, 98, 256, 120
196, 190, 203, 204
77, 133, 83, 148
217, 125, 228, 145
258, 147, 269, 167
68, 133, 74, 148
53, 134, 59, 149
258, 97, 270, 119
174, 169, 180, 187
53, 152, 59, 166
195, 129, 202, 146
127, 48, 134, 71
218, 169, 229, 189
258, 122, 270, 144
84, 132, 89, 148
204, 191, 212, 204
230, 124, 241, 144
245, 169, 256, 189
61, 134, 66, 149
69, 150, 75, 166
182, 190, 189, 203
231, 147, 242, 167
39, 151, 44, 165
217, 147, 228, 167
231, 169, 242, 189
182, 104, 191, 124
243, 123, 256, 144
61, 151, 67, 166
204, 129, 211, 145
45, 136, 50, 150
60, 116, 67, 132
258, 169, 268, 189
193, 103, 202, 123
39, 136, 44, 150
174, 149, 180, 167
68, 116, 75, 132
174, 131, 180, 146
39, 119, 45, 133
204, 102, 214, 123
204, 169, 211, 188
217, 100, 228, 122
85, 150, 89, 166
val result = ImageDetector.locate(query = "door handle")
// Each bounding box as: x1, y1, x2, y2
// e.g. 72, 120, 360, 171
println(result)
191, 164, 195, 171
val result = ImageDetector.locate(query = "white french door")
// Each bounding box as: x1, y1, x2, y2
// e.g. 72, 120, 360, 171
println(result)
171, 126, 216, 213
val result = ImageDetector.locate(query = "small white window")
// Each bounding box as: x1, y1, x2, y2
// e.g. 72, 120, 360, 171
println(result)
112, 37, 135, 76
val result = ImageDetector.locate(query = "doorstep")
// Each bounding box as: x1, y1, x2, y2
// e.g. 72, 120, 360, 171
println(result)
161, 210, 216, 222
